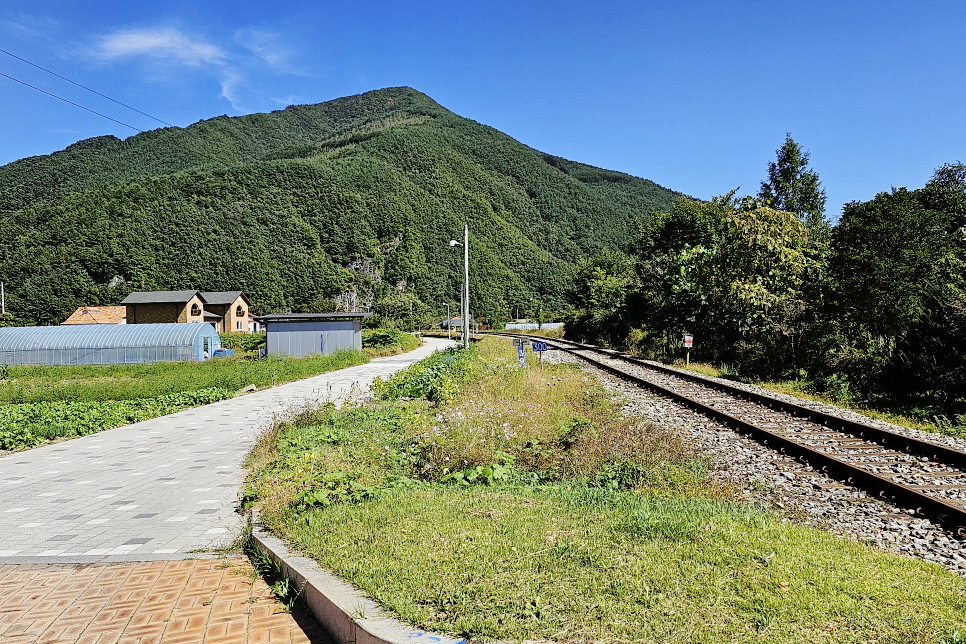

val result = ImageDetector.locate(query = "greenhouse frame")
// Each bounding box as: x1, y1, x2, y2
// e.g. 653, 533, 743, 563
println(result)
0, 323, 221, 366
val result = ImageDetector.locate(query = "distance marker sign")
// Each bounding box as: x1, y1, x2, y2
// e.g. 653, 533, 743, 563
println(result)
531, 341, 548, 352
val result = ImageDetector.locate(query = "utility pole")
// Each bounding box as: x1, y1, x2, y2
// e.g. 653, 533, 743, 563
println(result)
449, 223, 470, 350
462, 223, 469, 349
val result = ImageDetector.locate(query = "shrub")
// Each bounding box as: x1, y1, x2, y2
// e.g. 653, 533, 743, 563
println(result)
219, 332, 267, 352
363, 328, 408, 348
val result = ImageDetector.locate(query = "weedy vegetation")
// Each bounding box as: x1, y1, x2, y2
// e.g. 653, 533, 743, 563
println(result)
245, 337, 966, 644
362, 328, 423, 358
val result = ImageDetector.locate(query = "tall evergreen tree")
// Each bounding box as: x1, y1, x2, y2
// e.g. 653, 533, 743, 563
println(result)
758, 134, 827, 229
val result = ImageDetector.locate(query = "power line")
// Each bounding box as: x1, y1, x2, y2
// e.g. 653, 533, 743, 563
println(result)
0, 71, 142, 132
0, 48, 173, 127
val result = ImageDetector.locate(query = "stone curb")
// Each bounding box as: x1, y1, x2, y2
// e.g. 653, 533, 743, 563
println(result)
250, 523, 472, 644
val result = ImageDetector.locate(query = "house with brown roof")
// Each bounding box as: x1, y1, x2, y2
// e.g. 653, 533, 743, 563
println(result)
61, 306, 127, 325
118, 290, 253, 332
120, 291, 207, 325
199, 292, 250, 333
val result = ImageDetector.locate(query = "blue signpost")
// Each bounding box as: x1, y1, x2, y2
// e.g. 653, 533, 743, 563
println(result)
531, 340, 548, 366
516, 338, 549, 367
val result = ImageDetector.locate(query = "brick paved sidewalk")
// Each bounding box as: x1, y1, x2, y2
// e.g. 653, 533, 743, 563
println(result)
0, 557, 331, 643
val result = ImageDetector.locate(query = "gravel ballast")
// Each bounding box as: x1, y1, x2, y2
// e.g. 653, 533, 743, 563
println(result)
545, 348, 966, 577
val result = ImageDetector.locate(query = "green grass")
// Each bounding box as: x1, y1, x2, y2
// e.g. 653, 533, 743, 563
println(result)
246, 338, 966, 643
0, 349, 367, 404
0, 388, 234, 449
280, 487, 966, 643
0, 349, 368, 451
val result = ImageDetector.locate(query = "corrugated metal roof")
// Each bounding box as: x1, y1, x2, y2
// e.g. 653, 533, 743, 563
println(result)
120, 291, 203, 305
255, 313, 371, 323
200, 291, 247, 306
0, 323, 218, 351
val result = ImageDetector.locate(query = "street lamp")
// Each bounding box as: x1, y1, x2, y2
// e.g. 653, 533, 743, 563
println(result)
441, 302, 451, 340
448, 223, 470, 349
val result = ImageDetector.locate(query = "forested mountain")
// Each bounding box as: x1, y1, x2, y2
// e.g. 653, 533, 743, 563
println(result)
0, 87, 679, 325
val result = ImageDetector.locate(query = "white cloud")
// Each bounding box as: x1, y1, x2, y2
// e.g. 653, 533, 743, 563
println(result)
234, 28, 291, 68
1, 14, 58, 40
218, 69, 247, 111
88, 24, 306, 114
95, 27, 226, 66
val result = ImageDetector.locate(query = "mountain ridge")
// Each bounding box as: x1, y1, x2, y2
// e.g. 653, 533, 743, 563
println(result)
0, 87, 681, 325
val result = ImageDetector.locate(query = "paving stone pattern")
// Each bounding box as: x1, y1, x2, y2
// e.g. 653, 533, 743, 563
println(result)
0, 557, 331, 643
0, 339, 453, 564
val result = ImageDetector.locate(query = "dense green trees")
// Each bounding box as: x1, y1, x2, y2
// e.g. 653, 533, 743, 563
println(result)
830, 165, 966, 411
0, 87, 678, 327
564, 250, 637, 348
569, 152, 965, 418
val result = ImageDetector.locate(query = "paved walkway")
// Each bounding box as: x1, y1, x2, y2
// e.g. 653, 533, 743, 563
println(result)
0, 557, 331, 644
0, 339, 453, 564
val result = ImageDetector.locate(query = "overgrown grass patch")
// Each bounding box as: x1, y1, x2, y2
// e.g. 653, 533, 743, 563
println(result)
363, 328, 423, 358
246, 337, 966, 643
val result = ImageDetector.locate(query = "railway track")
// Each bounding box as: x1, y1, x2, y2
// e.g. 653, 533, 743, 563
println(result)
496, 333, 966, 535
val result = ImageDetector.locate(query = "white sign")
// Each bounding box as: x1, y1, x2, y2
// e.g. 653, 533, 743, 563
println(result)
682, 334, 693, 348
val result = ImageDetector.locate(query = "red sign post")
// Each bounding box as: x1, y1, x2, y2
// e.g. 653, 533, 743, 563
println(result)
682, 334, 694, 366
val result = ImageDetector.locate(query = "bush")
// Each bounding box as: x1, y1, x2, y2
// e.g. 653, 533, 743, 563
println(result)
371, 345, 475, 402
362, 328, 408, 348
219, 332, 267, 352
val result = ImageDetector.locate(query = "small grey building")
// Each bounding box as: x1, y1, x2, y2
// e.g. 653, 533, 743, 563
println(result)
256, 313, 371, 357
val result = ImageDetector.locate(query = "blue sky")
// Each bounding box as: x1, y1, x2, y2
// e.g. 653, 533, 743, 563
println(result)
2, 0, 964, 219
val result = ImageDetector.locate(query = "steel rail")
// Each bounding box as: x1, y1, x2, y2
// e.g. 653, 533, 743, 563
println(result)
492, 333, 966, 534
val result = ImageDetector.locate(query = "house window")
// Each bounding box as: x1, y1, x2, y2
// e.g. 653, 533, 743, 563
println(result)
236, 305, 244, 317
236, 320, 243, 330
190, 303, 201, 316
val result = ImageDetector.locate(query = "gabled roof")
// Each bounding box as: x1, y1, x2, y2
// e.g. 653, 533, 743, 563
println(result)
199, 291, 249, 306
120, 291, 205, 305
62, 306, 127, 325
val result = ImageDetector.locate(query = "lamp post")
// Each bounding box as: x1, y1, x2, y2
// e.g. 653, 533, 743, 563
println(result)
449, 223, 470, 349
441, 302, 451, 340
